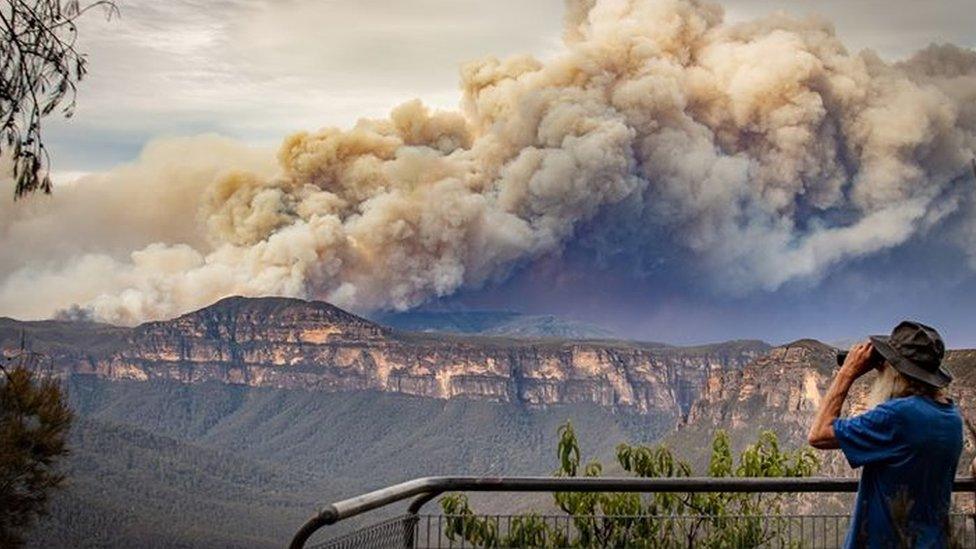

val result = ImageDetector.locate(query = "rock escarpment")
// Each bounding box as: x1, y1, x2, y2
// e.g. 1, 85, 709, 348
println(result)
686, 340, 841, 428
679, 339, 976, 475
0, 296, 768, 418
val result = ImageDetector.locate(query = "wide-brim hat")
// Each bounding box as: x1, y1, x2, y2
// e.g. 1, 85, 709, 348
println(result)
869, 320, 951, 389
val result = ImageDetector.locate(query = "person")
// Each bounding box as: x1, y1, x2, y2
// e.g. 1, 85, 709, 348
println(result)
808, 321, 963, 548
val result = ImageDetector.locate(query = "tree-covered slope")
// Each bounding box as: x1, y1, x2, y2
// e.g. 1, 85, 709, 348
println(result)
29, 376, 673, 547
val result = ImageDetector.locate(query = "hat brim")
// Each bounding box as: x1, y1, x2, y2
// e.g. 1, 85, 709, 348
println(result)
869, 335, 952, 389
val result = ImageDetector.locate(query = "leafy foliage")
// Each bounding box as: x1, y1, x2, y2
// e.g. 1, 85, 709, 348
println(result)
441, 422, 819, 548
0, 0, 117, 197
0, 351, 72, 547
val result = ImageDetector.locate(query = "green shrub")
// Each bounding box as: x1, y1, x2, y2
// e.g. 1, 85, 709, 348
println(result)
441, 422, 818, 548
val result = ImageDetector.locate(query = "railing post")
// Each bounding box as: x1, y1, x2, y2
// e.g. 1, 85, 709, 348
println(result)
970, 457, 976, 542
408, 491, 442, 515
401, 514, 417, 549
289, 505, 339, 549
404, 491, 441, 548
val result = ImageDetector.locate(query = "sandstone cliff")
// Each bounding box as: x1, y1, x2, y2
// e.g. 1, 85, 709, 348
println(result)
0, 296, 768, 418
678, 339, 976, 476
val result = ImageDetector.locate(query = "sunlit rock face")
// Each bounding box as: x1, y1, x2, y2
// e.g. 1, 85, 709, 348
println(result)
0, 296, 767, 417
686, 340, 840, 429
680, 339, 976, 477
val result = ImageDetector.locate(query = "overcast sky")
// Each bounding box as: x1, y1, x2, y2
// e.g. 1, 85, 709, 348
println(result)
19, 0, 976, 346
48, 0, 976, 177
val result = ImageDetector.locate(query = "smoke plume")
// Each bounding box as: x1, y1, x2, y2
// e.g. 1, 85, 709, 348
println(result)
3, 0, 976, 324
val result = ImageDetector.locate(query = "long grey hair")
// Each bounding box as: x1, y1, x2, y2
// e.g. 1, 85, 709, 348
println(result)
866, 362, 944, 409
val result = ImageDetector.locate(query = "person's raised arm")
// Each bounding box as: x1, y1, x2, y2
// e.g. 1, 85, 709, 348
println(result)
808, 342, 875, 449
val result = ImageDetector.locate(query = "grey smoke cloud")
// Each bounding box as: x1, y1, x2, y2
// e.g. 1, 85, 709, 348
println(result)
2, 0, 975, 324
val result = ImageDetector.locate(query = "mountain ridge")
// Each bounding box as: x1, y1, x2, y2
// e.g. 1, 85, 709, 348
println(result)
1, 296, 771, 418
372, 309, 621, 340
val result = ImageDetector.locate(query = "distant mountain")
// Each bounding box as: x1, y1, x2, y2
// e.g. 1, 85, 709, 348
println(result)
0, 296, 770, 417
481, 314, 619, 339
372, 309, 619, 339
369, 309, 522, 334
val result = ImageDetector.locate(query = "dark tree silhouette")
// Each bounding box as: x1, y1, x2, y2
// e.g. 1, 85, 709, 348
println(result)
1, 0, 116, 197
0, 341, 72, 548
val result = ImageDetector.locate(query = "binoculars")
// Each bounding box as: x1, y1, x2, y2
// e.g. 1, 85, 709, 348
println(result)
835, 347, 882, 367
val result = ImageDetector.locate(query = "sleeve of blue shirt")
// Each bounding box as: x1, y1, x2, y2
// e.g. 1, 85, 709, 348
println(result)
832, 404, 901, 469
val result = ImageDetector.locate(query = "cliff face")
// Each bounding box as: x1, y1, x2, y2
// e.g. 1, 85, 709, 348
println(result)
686, 340, 840, 428
680, 339, 976, 475
0, 296, 768, 417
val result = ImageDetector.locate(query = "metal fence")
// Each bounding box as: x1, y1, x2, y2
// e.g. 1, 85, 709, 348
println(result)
308, 512, 976, 549
290, 476, 976, 549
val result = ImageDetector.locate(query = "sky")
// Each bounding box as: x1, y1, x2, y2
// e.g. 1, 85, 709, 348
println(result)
6, 0, 976, 346
43, 0, 976, 177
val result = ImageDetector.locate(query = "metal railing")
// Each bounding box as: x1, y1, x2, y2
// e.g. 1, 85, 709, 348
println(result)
289, 476, 976, 548
312, 513, 976, 548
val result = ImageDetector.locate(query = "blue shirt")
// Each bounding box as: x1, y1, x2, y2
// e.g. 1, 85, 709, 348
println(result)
833, 395, 963, 549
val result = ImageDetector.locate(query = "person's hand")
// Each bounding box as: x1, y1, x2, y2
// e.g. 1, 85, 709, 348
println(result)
840, 341, 875, 380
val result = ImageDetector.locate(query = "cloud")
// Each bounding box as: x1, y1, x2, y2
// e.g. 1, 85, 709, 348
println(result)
2, 0, 976, 325
42, 0, 569, 173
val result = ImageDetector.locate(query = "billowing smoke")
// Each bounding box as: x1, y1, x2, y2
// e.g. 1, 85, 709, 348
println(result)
3, 0, 976, 325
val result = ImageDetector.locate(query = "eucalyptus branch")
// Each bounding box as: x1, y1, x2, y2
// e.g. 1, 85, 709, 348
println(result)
0, 0, 116, 197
